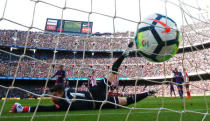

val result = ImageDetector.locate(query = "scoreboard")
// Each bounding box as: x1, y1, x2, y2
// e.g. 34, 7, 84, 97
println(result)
45, 18, 93, 34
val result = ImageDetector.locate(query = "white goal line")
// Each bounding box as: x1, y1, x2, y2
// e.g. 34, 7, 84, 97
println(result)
1, 108, 209, 119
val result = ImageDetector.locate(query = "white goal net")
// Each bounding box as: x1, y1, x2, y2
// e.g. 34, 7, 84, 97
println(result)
0, 0, 210, 121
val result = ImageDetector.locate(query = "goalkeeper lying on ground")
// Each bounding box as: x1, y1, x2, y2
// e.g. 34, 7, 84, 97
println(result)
10, 42, 156, 113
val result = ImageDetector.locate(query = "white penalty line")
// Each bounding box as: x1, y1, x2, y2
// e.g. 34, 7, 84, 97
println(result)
1, 108, 209, 119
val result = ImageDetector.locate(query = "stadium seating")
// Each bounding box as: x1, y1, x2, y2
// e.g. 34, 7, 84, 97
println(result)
0, 23, 210, 98
0, 48, 209, 78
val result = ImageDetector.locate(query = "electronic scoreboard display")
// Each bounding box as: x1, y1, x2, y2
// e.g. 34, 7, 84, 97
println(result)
45, 18, 93, 34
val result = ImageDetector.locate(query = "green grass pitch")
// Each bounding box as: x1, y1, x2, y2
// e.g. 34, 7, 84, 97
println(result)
0, 96, 209, 121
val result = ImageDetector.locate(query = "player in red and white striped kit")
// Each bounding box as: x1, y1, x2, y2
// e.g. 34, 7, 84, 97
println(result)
88, 71, 97, 88
183, 68, 191, 98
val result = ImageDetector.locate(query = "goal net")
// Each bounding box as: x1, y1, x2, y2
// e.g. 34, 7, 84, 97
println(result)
0, 0, 210, 121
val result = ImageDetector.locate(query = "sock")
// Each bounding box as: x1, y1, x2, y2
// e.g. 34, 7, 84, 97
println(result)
22, 106, 30, 112
187, 91, 191, 96
112, 55, 125, 73
178, 90, 183, 98
126, 92, 148, 105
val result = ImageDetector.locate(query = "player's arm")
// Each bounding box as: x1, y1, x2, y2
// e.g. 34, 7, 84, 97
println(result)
107, 42, 133, 84
10, 85, 70, 113
10, 103, 67, 113
87, 76, 91, 88
51, 71, 58, 78
10, 88, 69, 113
118, 89, 156, 106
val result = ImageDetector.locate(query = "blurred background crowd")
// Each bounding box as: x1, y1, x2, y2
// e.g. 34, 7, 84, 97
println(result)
0, 24, 210, 98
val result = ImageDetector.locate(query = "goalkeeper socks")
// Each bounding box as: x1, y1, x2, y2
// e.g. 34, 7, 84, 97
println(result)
126, 92, 148, 105
112, 55, 125, 73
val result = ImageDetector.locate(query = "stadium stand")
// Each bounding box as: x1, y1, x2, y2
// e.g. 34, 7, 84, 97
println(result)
0, 22, 210, 98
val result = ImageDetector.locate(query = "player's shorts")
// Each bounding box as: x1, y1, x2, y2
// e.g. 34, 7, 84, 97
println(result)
177, 84, 183, 89
56, 81, 65, 87
56, 79, 63, 83
185, 83, 189, 88
170, 86, 175, 91
176, 81, 183, 89
88, 78, 119, 109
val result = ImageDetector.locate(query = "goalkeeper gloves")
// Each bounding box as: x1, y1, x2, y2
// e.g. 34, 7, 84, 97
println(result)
10, 103, 30, 113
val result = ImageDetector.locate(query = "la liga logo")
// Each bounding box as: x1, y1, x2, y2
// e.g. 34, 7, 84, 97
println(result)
141, 40, 147, 47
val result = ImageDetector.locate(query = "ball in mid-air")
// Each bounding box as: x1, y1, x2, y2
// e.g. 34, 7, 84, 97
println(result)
135, 13, 181, 62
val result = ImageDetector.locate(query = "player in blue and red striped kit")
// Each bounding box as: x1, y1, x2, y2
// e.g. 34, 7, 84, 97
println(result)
173, 68, 184, 99
51, 65, 68, 87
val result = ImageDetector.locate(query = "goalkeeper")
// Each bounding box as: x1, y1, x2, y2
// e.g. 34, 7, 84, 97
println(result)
10, 42, 156, 113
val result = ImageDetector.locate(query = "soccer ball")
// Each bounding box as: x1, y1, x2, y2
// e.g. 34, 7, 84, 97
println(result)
135, 13, 181, 62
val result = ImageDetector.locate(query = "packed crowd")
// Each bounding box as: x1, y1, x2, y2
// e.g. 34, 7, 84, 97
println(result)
0, 30, 133, 51
0, 24, 210, 51
0, 86, 46, 99
0, 22, 210, 79
0, 47, 209, 78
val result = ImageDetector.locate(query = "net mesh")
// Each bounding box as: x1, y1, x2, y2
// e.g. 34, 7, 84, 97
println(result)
0, 0, 210, 121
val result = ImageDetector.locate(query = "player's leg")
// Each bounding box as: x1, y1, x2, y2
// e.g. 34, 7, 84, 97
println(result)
170, 89, 172, 97
119, 89, 156, 106
186, 84, 191, 98
181, 87, 183, 97
177, 88, 181, 98
177, 86, 183, 99
171, 86, 176, 97
173, 90, 176, 97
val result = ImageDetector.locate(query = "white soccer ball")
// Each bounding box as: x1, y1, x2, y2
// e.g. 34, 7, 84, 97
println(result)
135, 13, 181, 62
